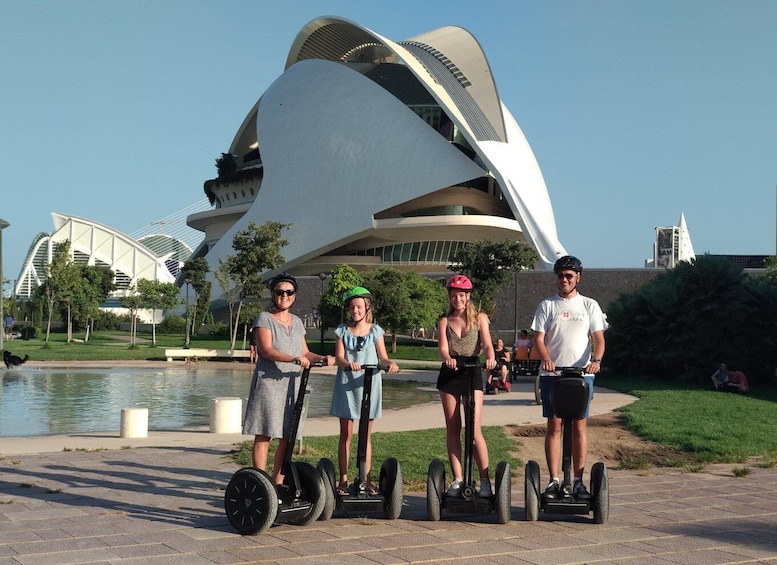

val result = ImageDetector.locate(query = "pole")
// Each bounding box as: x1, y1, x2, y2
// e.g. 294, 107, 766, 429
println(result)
0, 219, 8, 353
318, 273, 327, 348
184, 279, 190, 349
513, 269, 519, 347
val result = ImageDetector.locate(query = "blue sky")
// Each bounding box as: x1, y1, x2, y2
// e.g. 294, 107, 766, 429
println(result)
2, 1, 776, 286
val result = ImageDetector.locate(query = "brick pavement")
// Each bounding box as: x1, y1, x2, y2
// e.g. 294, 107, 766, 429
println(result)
1, 443, 777, 564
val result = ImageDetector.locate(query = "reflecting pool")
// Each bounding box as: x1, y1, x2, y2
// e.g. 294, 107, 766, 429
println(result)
0, 367, 434, 437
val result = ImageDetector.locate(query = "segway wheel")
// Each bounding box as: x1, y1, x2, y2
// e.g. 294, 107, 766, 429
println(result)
495, 460, 511, 524
316, 458, 336, 521
534, 375, 542, 405
591, 461, 609, 524
287, 461, 325, 526
426, 458, 445, 521
524, 460, 540, 521
224, 467, 278, 535
379, 457, 403, 520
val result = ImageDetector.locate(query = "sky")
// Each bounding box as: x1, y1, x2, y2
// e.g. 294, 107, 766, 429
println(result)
2, 0, 776, 288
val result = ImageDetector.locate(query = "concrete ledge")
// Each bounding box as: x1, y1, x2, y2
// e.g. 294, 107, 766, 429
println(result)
164, 348, 251, 362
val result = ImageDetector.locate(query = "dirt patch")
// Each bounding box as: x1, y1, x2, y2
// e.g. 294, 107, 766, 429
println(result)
507, 412, 689, 471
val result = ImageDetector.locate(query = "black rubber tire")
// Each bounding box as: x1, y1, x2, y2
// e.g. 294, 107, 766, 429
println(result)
224, 467, 278, 535
495, 460, 511, 524
287, 461, 325, 526
524, 460, 540, 521
379, 457, 403, 520
534, 375, 542, 405
316, 458, 336, 521
591, 461, 609, 524
426, 458, 445, 521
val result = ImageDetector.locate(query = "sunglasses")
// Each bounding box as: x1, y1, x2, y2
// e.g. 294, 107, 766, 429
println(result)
355, 336, 366, 351
557, 273, 577, 280
274, 289, 296, 297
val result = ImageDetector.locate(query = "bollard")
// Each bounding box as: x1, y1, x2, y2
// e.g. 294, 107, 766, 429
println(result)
120, 408, 148, 438
210, 397, 242, 434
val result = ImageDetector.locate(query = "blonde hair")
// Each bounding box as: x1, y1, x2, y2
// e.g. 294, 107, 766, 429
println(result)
446, 293, 479, 331
347, 296, 373, 324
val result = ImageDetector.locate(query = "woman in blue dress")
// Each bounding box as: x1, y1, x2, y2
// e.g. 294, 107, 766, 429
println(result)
331, 286, 400, 495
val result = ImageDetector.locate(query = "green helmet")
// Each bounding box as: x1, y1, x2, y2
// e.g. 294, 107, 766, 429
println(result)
342, 286, 372, 307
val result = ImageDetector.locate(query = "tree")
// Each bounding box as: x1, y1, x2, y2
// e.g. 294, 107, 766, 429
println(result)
223, 221, 289, 349
215, 260, 241, 344
137, 279, 180, 346
400, 270, 448, 339
119, 285, 144, 347
72, 265, 115, 341
43, 241, 79, 344
606, 254, 777, 382
361, 267, 419, 353
762, 255, 777, 285
449, 239, 539, 313
320, 264, 363, 331
181, 257, 211, 336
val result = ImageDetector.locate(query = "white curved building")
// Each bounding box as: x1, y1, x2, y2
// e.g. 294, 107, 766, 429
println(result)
14, 213, 183, 300
190, 16, 566, 275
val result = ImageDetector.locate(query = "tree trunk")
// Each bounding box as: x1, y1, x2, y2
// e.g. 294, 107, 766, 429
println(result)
230, 301, 243, 350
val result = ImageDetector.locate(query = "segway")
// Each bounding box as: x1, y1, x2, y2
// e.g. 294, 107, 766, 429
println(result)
224, 361, 326, 535
524, 367, 609, 524
317, 364, 403, 520
426, 357, 511, 524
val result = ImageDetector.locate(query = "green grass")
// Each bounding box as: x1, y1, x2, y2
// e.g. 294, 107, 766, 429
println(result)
596, 372, 777, 464
227, 426, 521, 493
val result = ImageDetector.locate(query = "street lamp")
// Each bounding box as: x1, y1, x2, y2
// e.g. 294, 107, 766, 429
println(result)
0, 219, 9, 353
184, 278, 191, 349
318, 272, 327, 348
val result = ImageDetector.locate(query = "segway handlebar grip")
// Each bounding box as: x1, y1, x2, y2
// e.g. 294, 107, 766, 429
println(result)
359, 363, 398, 372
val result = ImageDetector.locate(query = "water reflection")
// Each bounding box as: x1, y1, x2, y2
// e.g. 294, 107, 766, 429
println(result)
0, 367, 433, 437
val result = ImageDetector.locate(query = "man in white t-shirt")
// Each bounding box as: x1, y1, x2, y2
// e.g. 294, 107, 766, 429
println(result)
531, 255, 607, 502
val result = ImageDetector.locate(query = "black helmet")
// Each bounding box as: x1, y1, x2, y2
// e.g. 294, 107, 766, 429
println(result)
553, 255, 583, 273
267, 272, 298, 291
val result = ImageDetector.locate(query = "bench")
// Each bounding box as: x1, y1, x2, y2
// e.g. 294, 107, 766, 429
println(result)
164, 348, 251, 362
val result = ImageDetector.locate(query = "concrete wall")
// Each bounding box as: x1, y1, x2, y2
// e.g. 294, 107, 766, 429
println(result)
291, 269, 663, 339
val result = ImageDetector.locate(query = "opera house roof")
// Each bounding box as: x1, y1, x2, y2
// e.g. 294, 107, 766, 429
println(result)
191, 16, 568, 275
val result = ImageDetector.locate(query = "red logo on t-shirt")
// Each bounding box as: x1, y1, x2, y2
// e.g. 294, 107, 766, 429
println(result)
562, 311, 569, 318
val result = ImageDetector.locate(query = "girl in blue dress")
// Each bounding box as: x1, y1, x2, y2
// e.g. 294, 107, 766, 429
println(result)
330, 286, 400, 495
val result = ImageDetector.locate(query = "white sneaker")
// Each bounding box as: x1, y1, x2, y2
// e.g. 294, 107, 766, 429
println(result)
479, 477, 493, 498
446, 478, 463, 497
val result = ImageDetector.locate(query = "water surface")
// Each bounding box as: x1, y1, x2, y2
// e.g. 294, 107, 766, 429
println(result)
0, 367, 433, 437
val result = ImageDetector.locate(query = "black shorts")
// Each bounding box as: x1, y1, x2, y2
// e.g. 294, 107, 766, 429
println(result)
436, 357, 485, 396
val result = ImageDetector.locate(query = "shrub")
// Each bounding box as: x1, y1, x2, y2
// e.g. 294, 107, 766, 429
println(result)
20, 326, 37, 340
208, 322, 230, 337
93, 310, 122, 331
158, 315, 186, 334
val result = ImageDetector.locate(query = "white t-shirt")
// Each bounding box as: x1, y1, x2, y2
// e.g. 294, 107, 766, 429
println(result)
531, 293, 607, 373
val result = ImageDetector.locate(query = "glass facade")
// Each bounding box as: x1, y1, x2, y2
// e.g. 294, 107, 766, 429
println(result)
348, 240, 468, 266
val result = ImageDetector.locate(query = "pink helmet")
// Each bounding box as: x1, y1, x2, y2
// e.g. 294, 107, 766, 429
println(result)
446, 274, 473, 291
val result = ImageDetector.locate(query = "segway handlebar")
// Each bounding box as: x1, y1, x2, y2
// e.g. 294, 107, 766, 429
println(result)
292, 359, 325, 368
359, 363, 400, 373
553, 366, 586, 377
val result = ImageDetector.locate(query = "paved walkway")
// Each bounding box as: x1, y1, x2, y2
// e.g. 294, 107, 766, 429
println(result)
1, 364, 776, 564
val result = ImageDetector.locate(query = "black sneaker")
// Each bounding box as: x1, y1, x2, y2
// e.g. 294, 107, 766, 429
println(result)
573, 480, 592, 501
542, 480, 560, 500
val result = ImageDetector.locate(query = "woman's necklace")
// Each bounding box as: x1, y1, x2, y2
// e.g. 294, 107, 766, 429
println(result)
272, 309, 291, 326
